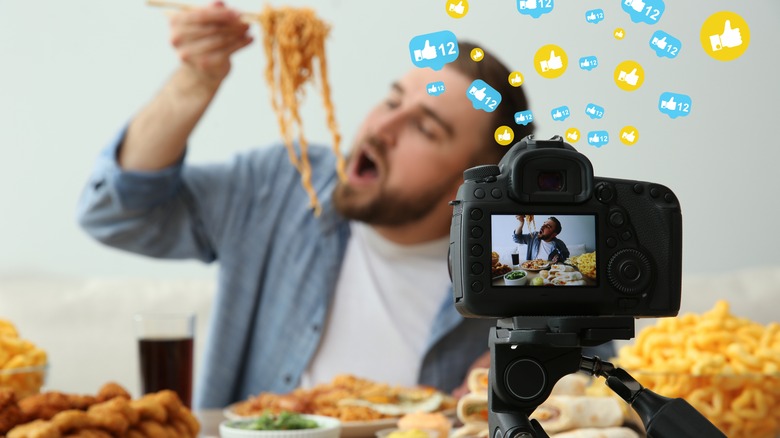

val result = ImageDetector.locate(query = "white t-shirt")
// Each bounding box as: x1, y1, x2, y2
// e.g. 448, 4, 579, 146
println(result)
300, 222, 451, 388
537, 239, 554, 261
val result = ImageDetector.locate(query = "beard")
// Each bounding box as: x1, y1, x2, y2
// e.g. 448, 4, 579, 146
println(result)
332, 137, 459, 226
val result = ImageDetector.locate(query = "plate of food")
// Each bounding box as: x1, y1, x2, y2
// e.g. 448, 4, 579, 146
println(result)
224, 375, 457, 438
520, 259, 550, 271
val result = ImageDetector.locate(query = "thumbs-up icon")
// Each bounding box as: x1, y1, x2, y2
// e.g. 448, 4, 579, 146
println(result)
469, 86, 487, 101
510, 73, 523, 85
449, 1, 465, 15
590, 133, 600, 143
618, 68, 640, 86
553, 110, 563, 119
534, 44, 567, 78
622, 131, 636, 142
567, 131, 579, 141
626, 0, 645, 13
653, 36, 668, 50
710, 19, 743, 51
614, 28, 625, 39
661, 96, 677, 111
494, 125, 515, 145
587, 12, 596, 21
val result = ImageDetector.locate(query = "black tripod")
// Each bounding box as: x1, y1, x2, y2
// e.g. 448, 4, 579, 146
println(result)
487, 316, 727, 438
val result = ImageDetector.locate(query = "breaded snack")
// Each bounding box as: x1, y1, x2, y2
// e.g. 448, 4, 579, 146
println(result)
19, 393, 97, 421
1, 388, 28, 435
6, 383, 199, 438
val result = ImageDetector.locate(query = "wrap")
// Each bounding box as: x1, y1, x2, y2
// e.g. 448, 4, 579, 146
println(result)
550, 373, 589, 396
456, 393, 488, 425
466, 368, 489, 395
530, 396, 623, 433
550, 427, 640, 438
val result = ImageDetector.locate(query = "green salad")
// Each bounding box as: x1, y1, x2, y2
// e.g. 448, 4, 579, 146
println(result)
228, 412, 319, 430
505, 270, 527, 280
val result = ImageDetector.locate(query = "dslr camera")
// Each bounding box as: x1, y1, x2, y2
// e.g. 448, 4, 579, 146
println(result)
449, 135, 682, 319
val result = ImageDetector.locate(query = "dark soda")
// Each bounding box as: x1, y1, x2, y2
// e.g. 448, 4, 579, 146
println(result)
138, 337, 193, 407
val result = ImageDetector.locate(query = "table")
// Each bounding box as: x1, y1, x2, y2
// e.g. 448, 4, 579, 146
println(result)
196, 409, 225, 438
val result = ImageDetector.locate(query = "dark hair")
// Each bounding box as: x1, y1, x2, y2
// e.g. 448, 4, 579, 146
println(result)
449, 41, 535, 165
548, 216, 562, 234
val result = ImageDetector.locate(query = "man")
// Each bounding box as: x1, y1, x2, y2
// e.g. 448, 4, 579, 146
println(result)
77, 2, 534, 408
514, 216, 570, 263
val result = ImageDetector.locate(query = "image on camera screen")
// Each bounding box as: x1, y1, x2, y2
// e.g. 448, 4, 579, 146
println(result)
491, 214, 597, 287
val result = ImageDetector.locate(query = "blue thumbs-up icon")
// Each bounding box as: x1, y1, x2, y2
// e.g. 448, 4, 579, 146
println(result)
579, 56, 599, 71
514, 110, 534, 126
409, 31, 459, 71
658, 92, 692, 119
426, 81, 445, 96
550, 106, 570, 122
517, 0, 554, 19
649, 30, 681, 59
585, 103, 605, 120
466, 79, 502, 113
621, 0, 665, 25
587, 131, 610, 147
585, 9, 604, 24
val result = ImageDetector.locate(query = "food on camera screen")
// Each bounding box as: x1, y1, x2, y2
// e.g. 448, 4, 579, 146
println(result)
521, 259, 549, 270
491, 252, 512, 277
539, 268, 585, 286
566, 252, 596, 280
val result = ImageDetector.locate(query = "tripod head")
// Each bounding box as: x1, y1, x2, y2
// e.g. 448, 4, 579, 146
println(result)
487, 316, 726, 438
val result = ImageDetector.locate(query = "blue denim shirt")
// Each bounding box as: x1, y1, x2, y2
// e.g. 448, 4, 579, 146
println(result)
76, 129, 497, 409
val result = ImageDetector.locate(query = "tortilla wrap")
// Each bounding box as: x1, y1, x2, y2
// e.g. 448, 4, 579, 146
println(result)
550, 373, 589, 396
549, 427, 640, 438
466, 367, 490, 395
456, 393, 489, 424
530, 396, 623, 433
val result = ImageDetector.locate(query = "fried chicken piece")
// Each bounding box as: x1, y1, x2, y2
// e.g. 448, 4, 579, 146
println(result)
129, 398, 167, 424
135, 420, 168, 438
6, 419, 61, 438
95, 384, 130, 403
0, 389, 27, 435
49, 411, 94, 435
125, 427, 146, 438
171, 407, 199, 438
88, 397, 139, 426
62, 429, 112, 438
19, 393, 97, 420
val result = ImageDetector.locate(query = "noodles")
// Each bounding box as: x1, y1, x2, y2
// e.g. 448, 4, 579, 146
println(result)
257, 5, 345, 216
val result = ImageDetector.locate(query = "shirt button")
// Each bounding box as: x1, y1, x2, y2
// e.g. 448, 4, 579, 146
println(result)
284, 374, 293, 384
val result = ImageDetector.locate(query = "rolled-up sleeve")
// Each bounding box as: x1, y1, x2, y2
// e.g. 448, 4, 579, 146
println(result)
76, 126, 216, 262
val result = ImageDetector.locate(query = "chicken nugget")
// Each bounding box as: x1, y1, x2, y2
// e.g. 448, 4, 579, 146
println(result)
20, 393, 97, 420
50, 410, 94, 434
147, 391, 181, 420
0, 389, 27, 435
95, 383, 130, 403
172, 407, 199, 438
86, 410, 128, 436
89, 397, 139, 426
136, 420, 168, 438
62, 429, 112, 438
129, 398, 167, 423
125, 427, 147, 438
7, 419, 61, 438
168, 420, 189, 438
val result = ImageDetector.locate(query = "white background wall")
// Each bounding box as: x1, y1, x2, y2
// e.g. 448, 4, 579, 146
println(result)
1, 0, 779, 280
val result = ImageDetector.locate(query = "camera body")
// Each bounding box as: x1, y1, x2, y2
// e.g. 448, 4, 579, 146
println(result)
449, 135, 682, 318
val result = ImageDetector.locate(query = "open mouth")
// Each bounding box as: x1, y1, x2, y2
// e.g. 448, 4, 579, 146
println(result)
348, 145, 382, 184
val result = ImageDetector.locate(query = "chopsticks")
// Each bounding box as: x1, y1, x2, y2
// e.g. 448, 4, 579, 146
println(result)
146, 0, 262, 22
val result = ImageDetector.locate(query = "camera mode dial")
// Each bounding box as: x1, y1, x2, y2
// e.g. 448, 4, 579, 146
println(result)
464, 165, 500, 182
607, 249, 652, 294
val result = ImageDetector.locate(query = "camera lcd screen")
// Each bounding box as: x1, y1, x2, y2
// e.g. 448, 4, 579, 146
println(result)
491, 214, 597, 287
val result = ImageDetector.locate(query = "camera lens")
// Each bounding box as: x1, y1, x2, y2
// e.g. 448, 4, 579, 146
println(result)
537, 171, 565, 191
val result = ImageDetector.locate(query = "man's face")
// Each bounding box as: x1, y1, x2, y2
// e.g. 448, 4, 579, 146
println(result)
538, 219, 559, 241
333, 66, 493, 227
